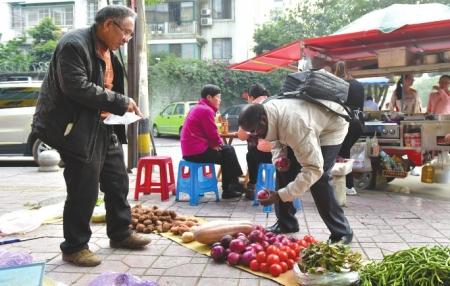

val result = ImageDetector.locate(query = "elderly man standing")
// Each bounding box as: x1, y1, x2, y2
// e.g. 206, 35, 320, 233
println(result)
238, 97, 354, 244
32, 5, 150, 267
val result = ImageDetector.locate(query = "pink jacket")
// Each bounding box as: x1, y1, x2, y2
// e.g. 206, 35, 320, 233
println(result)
427, 89, 450, 115
180, 98, 222, 156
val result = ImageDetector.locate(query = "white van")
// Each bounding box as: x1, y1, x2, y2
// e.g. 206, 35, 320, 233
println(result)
0, 80, 54, 163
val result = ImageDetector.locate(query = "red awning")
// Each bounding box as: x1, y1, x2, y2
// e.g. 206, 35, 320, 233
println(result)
228, 41, 301, 73
229, 19, 450, 73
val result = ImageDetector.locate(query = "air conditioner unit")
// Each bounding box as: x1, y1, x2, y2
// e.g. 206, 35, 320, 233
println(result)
200, 17, 212, 26
201, 8, 211, 16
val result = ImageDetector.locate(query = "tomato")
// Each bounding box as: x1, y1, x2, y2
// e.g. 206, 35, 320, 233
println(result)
279, 261, 288, 273
259, 262, 269, 273
249, 259, 259, 271
256, 251, 267, 263
287, 249, 297, 260
280, 245, 289, 252
304, 234, 316, 244
299, 239, 309, 248
266, 245, 279, 256
278, 251, 288, 262
286, 259, 295, 270
269, 263, 283, 277
266, 254, 280, 265
291, 243, 300, 254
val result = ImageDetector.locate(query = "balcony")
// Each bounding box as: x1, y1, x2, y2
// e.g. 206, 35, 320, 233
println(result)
148, 21, 198, 38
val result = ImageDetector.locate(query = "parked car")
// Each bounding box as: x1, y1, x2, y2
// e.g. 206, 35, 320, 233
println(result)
152, 101, 197, 137
220, 104, 246, 132
0, 80, 54, 163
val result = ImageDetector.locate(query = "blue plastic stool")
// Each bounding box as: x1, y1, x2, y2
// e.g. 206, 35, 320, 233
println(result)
176, 160, 220, 206
254, 163, 302, 213
254, 163, 276, 213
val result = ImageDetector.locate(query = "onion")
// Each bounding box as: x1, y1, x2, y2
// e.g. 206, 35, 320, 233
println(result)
238, 236, 250, 246
211, 242, 222, 248
220, 234, 233, 249
266, 232, 275, 238
227, 252, 240, 265
244, 246, 254, 253
240, 250, 256, 266
272, 242, 282, 248
261, 240, 270, 249
253, 243, 264, 253
268, 237, 277, 244
229, 238, 246, 253
248, 230, 264, 243
276, 234, 286, 241
235, 232, 246, 238
210, 245, 226, 262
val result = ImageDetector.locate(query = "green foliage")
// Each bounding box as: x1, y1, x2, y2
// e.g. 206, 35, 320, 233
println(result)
148, 55, 288, 117
28, 17, 61, 63
253, 0, 450, 55
0, 37, 32, 72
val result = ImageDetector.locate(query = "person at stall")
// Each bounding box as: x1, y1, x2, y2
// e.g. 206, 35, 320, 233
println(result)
181, 84, 243, 199
426, 75, 450, 115
333, 61, 365, 195
389, 74, 422, 114
238, 101, 353, 244
237, 83, 273, 199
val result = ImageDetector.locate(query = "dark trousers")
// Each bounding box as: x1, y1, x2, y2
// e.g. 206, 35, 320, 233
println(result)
184, 145, 243, 192
60, 123, 131, 254
276, 146, 352, 238
247, 145, 272, 185
338, 122, 363, 188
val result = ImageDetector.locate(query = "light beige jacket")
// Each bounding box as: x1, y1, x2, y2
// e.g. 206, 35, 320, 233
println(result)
263, 98, 349, 202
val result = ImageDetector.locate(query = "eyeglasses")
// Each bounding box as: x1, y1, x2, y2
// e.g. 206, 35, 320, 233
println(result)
112, 20, 134, 40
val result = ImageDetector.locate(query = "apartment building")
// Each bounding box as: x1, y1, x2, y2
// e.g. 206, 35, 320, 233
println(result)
0, 0, 296, 63
147, 0, 297, 63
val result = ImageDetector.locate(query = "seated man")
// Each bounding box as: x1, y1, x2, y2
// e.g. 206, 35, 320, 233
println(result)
427, 75, 450, 115
180, 84, 243, 199
237, 83, 272, 199
238, 99, 353, 244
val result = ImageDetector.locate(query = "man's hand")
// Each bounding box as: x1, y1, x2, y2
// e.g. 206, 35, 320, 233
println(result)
259, 191, 280, 206
274, 157, 291, 172
127, 98, 143, 117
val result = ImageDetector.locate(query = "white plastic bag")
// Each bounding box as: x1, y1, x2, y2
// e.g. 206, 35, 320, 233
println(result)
350, 142, 371, 172
293, 264, 359, 286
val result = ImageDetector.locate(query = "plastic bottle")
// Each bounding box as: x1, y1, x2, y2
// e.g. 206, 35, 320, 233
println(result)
371, 133, 380, 157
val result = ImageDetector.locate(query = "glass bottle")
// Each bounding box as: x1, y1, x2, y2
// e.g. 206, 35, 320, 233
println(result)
421, 163, 434, 183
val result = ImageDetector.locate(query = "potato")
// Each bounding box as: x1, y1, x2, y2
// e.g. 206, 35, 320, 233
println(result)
136, 223, 145, 232
181, 231, 195, 243
131, 218, 139, 225
162, 222, 172, 232
143, 227, 152, 234
143, 219, 152, 226
156, 225, 163, 233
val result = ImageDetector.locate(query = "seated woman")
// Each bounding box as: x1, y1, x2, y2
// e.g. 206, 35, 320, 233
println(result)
389, 74, 422, 114
237, 84, 272, 199
180, 84, 243, 199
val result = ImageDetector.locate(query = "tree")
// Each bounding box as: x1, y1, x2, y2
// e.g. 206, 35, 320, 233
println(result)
253, 0, 450, 55
0, 37, 31, 72
28, 17, 61, 63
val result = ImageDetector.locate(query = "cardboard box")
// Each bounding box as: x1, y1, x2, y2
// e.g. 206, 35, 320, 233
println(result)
376, 47, 412, 68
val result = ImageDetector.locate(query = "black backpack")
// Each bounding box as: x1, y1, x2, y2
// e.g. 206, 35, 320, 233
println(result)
271, 69, 363, 125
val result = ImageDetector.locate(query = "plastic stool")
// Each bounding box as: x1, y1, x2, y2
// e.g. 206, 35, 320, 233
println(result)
254, 163, 302, 213
254, 163, 276, 213
176, 160, 220, 206
134, 156, 175, 201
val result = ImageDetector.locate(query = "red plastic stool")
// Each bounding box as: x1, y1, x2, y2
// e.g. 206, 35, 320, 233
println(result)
134, 156, 175, 201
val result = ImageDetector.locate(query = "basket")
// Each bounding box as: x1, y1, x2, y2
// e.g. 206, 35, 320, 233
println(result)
382, 170, 408, 178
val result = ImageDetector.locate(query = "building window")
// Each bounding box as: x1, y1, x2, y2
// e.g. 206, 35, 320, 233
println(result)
150, 43, 200, 59
212, 0, 232, 20
147, 2, 194, 24
10, 3, 74, 31
87, 0, 98, 24
212, 38, 232, 60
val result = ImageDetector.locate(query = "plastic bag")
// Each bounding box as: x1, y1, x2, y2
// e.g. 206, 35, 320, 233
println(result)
0, 249, 33, 267
350, 142, 371, 172
88, 273, 158, 286
294, 264, 359, 286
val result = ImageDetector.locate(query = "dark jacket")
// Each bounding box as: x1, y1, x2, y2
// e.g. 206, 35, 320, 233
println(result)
32, 26, 129, 163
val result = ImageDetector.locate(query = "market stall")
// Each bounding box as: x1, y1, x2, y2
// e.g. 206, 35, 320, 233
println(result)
229, 10, 450, 189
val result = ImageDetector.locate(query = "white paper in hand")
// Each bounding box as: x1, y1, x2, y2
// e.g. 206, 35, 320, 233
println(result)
103, 112, 142, 125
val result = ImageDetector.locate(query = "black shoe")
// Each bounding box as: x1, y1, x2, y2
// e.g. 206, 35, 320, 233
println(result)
228, 182, 244, 193
266, 223, 299, 234
221, 191, 242, 199
328, 232, 353, 245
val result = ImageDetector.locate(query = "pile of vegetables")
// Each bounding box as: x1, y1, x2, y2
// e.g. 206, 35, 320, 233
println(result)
360, 245, 450, 286
298, 241, 362, 274
207, 224, 317, 277
130, 204, 200, 239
